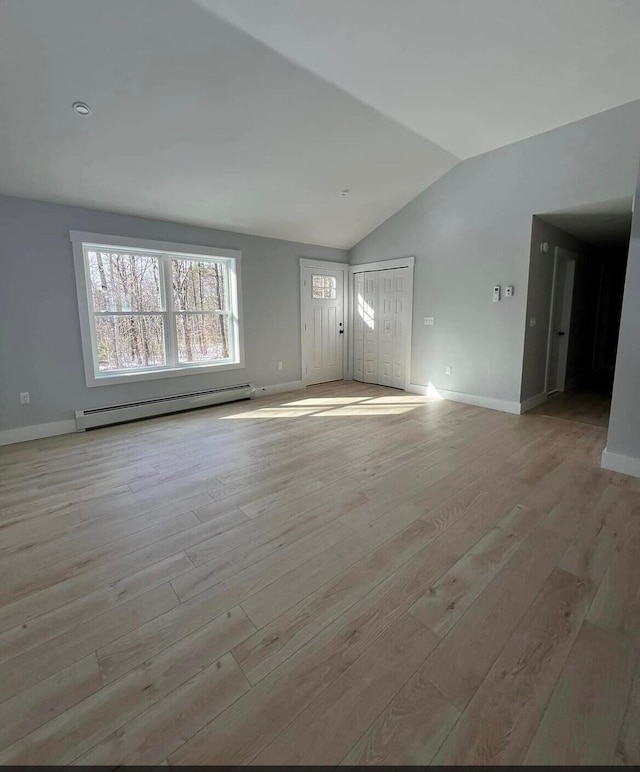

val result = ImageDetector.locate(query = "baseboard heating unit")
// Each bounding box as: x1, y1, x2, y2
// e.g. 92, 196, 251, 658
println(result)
75, 383, 255, 431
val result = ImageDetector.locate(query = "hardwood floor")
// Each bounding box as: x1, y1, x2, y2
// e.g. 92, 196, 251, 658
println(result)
529, 384, 612, 427
0, 380, 638, 766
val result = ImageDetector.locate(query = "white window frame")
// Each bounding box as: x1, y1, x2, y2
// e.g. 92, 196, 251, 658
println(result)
70, 231, 244, 387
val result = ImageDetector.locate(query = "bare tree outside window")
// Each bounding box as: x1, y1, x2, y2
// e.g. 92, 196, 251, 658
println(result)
87, 251, 165, 370
312, 274, 337, 299
85, 248, 235, 374
172, 259, 229, 363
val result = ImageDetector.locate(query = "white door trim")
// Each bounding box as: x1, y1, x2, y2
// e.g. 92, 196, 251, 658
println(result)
300, 258, 349, 272
348, 256, 415, 274
543, 251, 560, 393
300, 259, 348, 386
544, 247, 576, 394
347, 256, 415, 387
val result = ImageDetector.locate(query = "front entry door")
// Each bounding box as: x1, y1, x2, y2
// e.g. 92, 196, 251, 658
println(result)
301, 265, 345, 385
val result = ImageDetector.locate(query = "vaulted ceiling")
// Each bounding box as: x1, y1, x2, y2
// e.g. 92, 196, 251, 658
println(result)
1, 0, 639, 248
203, 0, 640, 160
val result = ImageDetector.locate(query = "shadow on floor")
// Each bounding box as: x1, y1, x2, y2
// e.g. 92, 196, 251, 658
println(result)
529, 375, 612, 428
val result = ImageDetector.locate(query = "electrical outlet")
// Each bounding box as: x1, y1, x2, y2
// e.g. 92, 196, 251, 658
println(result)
277, 361, 283, 370
530, 317, 537, 327
445, 365, 452, 376
424, 316, 435, 326
19, 392, 30, 405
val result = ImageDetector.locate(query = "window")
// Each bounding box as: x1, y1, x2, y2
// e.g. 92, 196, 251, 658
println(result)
312, 274, 337, 299
71, 232, 243, 386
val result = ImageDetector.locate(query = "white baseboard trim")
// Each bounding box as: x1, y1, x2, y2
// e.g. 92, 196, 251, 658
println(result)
520, 392, 548, 414
254, 380, 305, 396
429, 386, 521, 415
601, 447, 640, 479
0, 419, 77, 447
406, 383, 427, 396
407, 382, 520, 413
0, 382, 306, 446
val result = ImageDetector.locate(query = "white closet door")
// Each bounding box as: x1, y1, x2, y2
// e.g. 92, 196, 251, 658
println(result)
353, 272, 365, 382
390, 267, 410, 389
378, 269, 395, 387
352, 266, 411, 388
363, 272, 378, 383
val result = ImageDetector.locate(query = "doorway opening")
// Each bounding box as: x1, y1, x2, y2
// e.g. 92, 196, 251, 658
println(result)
521, 197, 632, 427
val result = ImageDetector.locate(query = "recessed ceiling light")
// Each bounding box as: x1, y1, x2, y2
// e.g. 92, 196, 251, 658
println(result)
340, 188, 350, 197
72, 101, 91, 116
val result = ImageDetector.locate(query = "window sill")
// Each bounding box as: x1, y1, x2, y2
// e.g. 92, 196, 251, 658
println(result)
85, 360, 245, 388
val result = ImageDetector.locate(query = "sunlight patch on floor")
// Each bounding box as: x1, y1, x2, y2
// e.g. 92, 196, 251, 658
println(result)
311, 405, 415, 416
364, 396, 426, 405
280, 397, 369, 406
220, 406, 321, 419
221, 392, 429, 420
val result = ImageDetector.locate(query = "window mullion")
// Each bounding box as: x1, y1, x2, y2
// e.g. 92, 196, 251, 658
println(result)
225, 262, 237, 360
161, 255, 178, 367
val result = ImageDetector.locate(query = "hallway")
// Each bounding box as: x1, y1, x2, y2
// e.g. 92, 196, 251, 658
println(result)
529, 378, 612, 428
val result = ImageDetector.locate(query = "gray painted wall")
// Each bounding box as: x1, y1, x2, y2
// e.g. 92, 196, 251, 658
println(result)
607, 166, 640, 460
0, 195, 347, 431
349, 101, 640, 405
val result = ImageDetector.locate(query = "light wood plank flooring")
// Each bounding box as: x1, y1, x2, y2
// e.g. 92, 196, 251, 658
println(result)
529, 385, 612, 427
0, 381, 639, 766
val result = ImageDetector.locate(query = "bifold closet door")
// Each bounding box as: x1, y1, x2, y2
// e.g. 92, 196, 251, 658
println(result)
378, 267, 410, 389
363, 272, 379, 383
353, 267, 410, 389
353, 272, 365, 382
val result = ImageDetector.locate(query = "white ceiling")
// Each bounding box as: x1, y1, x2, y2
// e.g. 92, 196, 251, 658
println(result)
203, 0, 640, 159
1, 1, 639, 249
0, 0, 456, 248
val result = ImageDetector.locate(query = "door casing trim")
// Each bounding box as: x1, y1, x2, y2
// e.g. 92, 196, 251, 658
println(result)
544, 247, 576, 394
